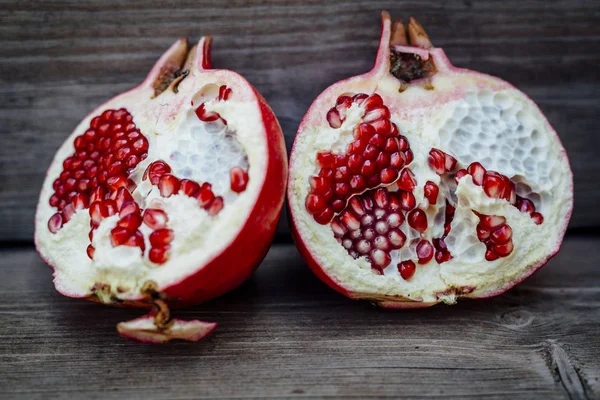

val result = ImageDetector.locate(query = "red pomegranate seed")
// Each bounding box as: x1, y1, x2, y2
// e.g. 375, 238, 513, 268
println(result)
143, 208, 168, 230
317, 151, 335, 168
516, 196, 535, 214
326, 108, 342, 128
197, 183, 216, 208
306, 194, 327, 214
110, 226, 131, 246
158, 174, 180, 197
195, 103, 221, 122
173, 179, 198, 198
208, 196, 224, 216
479, 214, 506, 230
86, 244, 95, 259
398, 260, 416, 280
361, 94, 383, 111
493, 241, 514, 257
423, 181, 439, 205
400, 191, 416, 211
485, 249, 499, 261
490, 225, 512, 244
107, 175, 127, 191
483, 172, 507, 199
467, 162, 486, 186
350, 175, 366, 191
531, 212, 544, 225
116, 213, 143, 231
72, 193, 89, 210
89, 201, 107, 226
370, 248, 391, 269
118, 202, 138, 219
149, 229, 174, 247
144, 160, 171, 185
230, 166, 249, 193
149, 246, 171, 264
113, 187, 134, 210
397, 168, 416, 191
314, 207, 334, 224
380, 167, 399, 184
104, 199, 118, 216
361, 160, 377, 177
390, 152, 405, 169
416, 240, 434, 264
407, 209, 427, 232
387, 229, 406, 249
48, 213, 63, 233
476, 224, 490, 240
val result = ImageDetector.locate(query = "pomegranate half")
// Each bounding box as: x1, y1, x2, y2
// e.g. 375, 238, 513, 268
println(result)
35, 37, 287, 342
288, 13, 573, 308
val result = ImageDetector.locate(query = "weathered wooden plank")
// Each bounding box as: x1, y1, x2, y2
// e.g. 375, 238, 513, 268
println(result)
0, 238, 598, 399
1, 0, 599, 241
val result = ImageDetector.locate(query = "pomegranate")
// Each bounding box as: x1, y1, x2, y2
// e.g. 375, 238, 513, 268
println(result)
288, 13, 573, 308
35, 37, 287, 343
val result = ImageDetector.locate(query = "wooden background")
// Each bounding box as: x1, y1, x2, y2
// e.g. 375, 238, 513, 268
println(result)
1, 1, 599, 399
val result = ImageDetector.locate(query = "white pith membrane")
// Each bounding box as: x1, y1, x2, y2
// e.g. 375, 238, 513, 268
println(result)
288, 15, 572, 306
35, 38, 273, 341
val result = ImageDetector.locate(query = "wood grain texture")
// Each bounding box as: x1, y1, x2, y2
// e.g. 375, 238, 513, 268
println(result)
0, 238, 598, 399
1, 0, 599, 241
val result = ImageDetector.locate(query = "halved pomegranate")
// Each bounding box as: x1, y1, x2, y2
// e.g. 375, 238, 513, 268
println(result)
35, 37, 287, 342
288, 13, 573, 308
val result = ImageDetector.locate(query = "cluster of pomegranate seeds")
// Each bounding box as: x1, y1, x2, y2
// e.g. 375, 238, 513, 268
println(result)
142, 208, 173, 264
475, 213, 514, 261
48, 108, 148, 234
195, 84, 232, 124
307, 93, 415, 224
143, 160, 224, 216
331, 187, 407, 274
455, 161, 543, 224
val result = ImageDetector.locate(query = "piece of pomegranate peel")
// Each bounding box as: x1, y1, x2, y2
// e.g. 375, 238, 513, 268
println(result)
35, 36, 287, 342
288, 12, 573, 308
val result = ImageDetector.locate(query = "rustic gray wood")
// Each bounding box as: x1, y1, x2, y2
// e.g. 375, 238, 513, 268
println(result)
0, 0, 599, 241
0, 239, 598, 399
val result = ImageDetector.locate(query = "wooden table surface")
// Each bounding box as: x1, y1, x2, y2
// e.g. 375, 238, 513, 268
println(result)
1, 239, 598, 399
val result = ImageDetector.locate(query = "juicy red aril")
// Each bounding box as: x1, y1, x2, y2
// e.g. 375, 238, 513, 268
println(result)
198, 183, 216, 208
331, 187, 407, 272
407, 209, 427, 232
86, 245, 95, 259
124, 230, 145, 251
149, 246, 171, 264
475, 213, 514, 261
433, 238, 452, 263
423, 181, 439, 205
113, 187, 134, 210
230, 166, 249, 193
143, 208, 168, 230
149, 229, 174, 247
467, 162, 486, 185
110, 226, 131, 246
208, 196, 224, 216
158, 174, 180, 197
143, 160, 171, 185
48, 108, 147, 234
308, 93, 412, 224
116, 213, 143, 231
416, 240, 434, 264
398, 260, 416, 280
397, 168, 416, 191
119, 201, 139, 218
531, 212, 543, 225
48, 213, 63, 233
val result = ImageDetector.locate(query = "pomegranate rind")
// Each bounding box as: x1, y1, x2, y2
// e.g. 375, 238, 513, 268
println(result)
35, 37, 287, 309
288, 12, 573, 307
117, 313, 217, 344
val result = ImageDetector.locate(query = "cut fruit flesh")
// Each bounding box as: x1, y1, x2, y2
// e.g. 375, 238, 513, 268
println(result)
35, 37, 287, 341
288, 13, 573, 307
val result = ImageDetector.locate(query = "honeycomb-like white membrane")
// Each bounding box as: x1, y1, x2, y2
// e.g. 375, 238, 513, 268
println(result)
168, 110, 249, 203
438, 89, 561, 214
